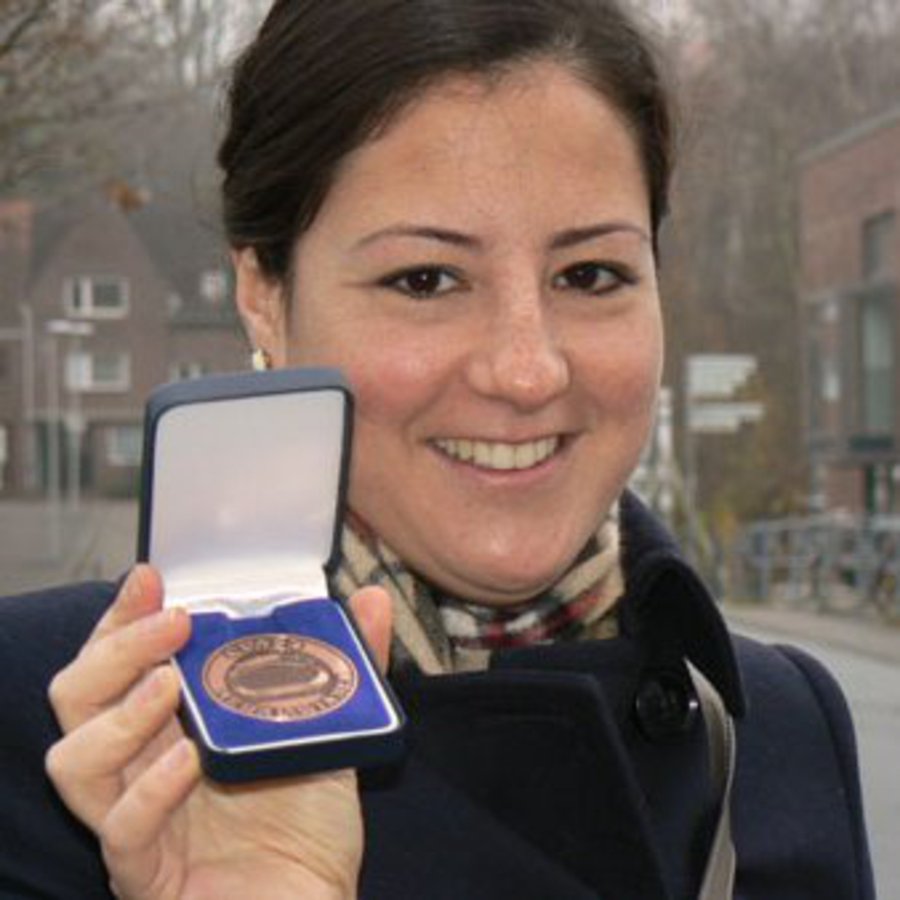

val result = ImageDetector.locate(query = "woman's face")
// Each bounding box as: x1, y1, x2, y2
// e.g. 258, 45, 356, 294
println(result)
238, 60, 663, 605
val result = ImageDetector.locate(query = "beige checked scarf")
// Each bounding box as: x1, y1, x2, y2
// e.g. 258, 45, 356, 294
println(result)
330, 504, 624, 674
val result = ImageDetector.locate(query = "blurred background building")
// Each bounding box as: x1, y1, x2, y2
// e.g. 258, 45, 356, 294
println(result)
0, 188, 244, 499
800, 107, 900, 515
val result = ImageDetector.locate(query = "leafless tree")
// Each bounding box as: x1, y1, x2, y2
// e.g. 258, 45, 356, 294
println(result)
0, 0, 259, 197
660, 0, 900, 524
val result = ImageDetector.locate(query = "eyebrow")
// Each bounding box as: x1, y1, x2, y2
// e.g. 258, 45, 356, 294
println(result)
353, 225, 482, 251
549, 222, 651, 249
352, 220, 650, 252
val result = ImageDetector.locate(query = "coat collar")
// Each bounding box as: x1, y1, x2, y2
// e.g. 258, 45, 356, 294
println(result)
618, 491, 746, 716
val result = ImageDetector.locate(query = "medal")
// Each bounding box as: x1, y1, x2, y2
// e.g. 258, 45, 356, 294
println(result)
203, 633, 359, 723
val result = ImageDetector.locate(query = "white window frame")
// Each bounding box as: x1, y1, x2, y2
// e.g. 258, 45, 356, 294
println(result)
66, 351, 131, 393
63, 276, 130, 319
169, 361, 207, 382
106, 424, 143, 467
862, 211, 896, 282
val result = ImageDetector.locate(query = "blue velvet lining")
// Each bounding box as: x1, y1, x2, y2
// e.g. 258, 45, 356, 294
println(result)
176, 598, 394, 752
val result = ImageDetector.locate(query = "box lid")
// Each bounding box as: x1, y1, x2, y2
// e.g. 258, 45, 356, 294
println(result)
138, 368, 352, 612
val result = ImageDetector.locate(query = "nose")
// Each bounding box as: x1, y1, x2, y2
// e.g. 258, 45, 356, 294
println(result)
466, 293, 571, 411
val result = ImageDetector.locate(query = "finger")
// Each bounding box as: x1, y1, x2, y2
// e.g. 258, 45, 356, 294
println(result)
46, 665, 183, 830
50, 606, 191, 733
100, 738, 200, 894
348, 587, 392, 674
89, 565, 165, 648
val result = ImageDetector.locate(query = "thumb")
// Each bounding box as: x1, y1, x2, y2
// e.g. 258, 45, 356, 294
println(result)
348, 587, 393, 674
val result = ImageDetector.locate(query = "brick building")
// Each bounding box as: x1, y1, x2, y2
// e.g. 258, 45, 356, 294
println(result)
799, 106, 900, 514
0, 191, 246, 497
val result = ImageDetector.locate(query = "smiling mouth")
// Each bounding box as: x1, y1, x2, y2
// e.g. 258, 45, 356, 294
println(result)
432, 436, 562, 471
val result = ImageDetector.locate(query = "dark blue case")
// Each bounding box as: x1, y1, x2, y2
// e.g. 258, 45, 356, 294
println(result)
138, 368, 405, 783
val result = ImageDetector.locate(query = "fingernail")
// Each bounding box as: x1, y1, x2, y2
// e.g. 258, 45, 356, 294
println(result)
136, 607, 180, 636
118, 565, 164, 616
161, 738, 194, 772
116, 568, 140, 608
131, 667, 171, 708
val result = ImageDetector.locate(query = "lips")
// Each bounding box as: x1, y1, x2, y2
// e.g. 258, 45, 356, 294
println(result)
432, 436, 561, 471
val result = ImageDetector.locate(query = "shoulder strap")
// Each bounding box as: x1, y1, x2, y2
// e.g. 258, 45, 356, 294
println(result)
688, 662, 737, 900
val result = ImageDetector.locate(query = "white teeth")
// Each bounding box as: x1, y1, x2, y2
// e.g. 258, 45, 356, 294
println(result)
492, 444, 516, 470
434, 436, 560, 471
514, 442, 537, 469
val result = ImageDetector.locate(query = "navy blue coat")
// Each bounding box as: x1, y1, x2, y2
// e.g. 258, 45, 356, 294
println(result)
0, 496, 875, 898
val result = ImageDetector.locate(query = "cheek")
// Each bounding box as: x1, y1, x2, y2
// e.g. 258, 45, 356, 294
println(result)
342, 344, 445, 513
296, 323, 453, 460
350, 341, 445, 431
289, 307, 441, 418
581, 312, 663, 420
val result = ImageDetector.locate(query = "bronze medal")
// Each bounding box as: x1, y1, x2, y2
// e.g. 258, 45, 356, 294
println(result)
202, 633, 359, 722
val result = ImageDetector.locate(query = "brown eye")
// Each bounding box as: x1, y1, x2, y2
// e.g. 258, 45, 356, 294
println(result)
553, 261, 632, 295
381, 266, 460, 299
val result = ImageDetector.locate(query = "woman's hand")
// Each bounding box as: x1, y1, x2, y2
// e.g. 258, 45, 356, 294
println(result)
45, 565, 393, 900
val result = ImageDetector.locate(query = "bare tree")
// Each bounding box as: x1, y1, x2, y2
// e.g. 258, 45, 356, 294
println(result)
1, 1, 110, 190
0, 0, 258, 197
661, 0, 900, 524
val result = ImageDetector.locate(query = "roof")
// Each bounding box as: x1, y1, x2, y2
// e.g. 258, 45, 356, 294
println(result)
127, 203, 229, 304
799, 103, 900, 166
28, 201, 83, 284
25, 192, 236, 318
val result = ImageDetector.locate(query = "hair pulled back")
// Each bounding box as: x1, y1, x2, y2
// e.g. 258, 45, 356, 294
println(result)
219, 0, 674, 280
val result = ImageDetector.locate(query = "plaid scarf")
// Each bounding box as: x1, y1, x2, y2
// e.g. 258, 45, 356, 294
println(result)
330, 505, 624, 674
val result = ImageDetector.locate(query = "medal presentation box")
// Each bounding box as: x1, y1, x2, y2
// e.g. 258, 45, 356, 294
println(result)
137, 368, 405, 783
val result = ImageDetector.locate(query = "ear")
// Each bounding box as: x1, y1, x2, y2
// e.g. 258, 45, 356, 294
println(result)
232, 248, 289, 367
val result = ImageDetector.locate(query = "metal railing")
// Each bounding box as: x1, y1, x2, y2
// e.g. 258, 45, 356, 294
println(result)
735, 514, 900, 619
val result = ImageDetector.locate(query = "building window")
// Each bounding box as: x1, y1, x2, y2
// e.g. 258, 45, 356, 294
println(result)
862, 211, 895, 282
64, 276, 130, 319
860, 291, 894, 434
66, 352, 131, 392
169, 361, 207, 381
200, 269, 228, 305
106, 425, 143, 467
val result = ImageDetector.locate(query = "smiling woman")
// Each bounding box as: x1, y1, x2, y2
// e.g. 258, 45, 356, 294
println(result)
237, 61, 662, 606
0, 0, 876, 898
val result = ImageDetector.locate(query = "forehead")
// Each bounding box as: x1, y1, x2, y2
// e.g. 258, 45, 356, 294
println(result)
312, 60, 650, 240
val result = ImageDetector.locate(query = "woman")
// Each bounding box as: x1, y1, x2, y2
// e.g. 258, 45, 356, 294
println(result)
0, 0, 874, 897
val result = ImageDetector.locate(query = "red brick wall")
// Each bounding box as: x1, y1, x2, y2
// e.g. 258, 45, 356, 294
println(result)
800, 113, 900, 292
799, 109, 900, 513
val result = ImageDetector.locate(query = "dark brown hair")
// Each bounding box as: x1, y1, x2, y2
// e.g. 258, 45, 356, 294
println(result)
219, 0, 674, 280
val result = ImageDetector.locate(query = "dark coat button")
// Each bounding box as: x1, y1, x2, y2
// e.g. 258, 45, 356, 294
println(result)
633, 668, 700, 742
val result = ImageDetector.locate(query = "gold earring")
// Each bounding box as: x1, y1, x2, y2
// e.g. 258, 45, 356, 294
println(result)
251, 348, 272, 372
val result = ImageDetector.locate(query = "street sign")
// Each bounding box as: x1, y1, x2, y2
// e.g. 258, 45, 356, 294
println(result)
687, 353, 757, 399
688, 401, 765, 434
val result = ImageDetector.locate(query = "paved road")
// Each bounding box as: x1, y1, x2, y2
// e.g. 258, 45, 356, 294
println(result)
0, 500, 137, 595
728, 610, 900, 900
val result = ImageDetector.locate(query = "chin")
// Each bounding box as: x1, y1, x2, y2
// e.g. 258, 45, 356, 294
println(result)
452, 557, 571, 606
